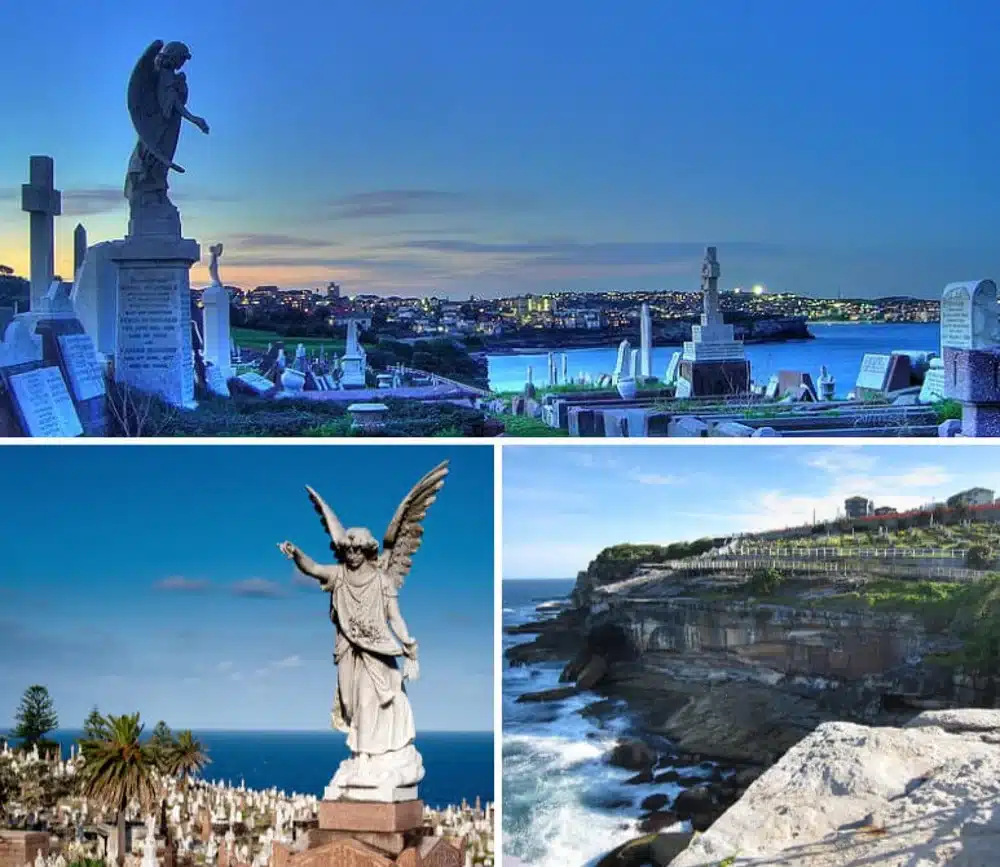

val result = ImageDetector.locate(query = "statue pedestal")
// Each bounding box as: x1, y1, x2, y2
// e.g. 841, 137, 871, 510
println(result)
110, 233, 199, 409
310, 799, 424, 859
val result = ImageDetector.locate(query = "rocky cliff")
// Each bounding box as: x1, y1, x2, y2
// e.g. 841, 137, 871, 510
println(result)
670, 709, 1000, 866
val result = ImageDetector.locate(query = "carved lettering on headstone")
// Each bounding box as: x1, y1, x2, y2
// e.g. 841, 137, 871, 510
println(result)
8, 366, 83, 437
58, 333, 106, 401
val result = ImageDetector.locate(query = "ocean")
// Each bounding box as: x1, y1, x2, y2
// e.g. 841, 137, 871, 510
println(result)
487, 321, 938, 395
8, 730, 493, 810
503, 579, 695, 867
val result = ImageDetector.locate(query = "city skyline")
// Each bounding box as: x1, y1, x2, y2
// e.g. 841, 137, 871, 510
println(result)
2, 1, 998, 299
503, 445, 1000, 580
0, 445, 494, 731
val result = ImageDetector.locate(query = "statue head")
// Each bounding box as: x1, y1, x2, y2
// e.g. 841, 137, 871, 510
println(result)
158, 42, 192, 71
338, 528, 379, 569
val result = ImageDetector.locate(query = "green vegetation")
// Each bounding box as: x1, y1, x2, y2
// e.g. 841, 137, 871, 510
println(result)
935, 399, 963, 424
578, 540, 716, 591
747, 567, 785, 596
12, 685, 58, 749
498, 415, 569, 437
105, 390, 490, 438
231, 327, 343, 352
82, 706, 110, 741
78, 713, 162, 867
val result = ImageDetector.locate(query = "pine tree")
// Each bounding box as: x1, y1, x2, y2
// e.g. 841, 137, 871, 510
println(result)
82, 706, 109, 741
12, 685, 58, 746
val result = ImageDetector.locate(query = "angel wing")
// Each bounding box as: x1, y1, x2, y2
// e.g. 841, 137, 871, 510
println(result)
127, 40, 186, 173
305, 485, 348, 553
381, 461, 449, 589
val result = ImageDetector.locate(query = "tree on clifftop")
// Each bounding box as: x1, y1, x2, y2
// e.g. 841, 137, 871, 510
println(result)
82, 706, 110, 741
12, 685, 58, 747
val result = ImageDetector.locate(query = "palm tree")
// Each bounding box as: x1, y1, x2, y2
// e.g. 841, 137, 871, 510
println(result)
78, 713, 159, 867
162, 730, 210, 794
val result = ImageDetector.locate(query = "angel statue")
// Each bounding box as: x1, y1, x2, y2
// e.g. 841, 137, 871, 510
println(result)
278, 460, 449, 802
125, 40, 209, 211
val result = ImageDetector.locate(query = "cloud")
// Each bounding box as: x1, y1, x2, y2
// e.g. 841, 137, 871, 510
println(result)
393, 239, 782, 267
803, 448, 879, 475
231, 578, 287, 599
627, 469, 680, 486
326, 189, 520, 220
226, 233, 336, 250
253, 655, 304, 678
0, 185, 235, 218
155, 576, 211, 593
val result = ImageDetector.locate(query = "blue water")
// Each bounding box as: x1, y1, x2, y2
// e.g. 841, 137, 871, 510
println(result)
5, 730, 493, 809
503, 579, 691, 867
487, 322, 939, 396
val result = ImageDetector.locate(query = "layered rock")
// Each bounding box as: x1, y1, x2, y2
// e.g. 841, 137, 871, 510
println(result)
669, 709, 1000, 866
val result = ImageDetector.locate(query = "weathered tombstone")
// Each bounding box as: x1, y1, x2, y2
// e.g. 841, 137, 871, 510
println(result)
0, 320, 83, 437
855, 353, 893, 398
201, 244, 233, 382
941, 279, 1000, 436
20, 156, 62, 311
664, 351, 681, 386
340, 320, 367, 388
612, 339, 631, 384
71, 241, 121, 361
919, 357, 946, 404
668, 415, 708, 437
713, 421, 756, 437
232, 371, 278, 397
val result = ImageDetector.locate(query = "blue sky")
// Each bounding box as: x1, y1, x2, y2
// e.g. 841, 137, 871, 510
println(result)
1, 0, 998, 298
0, 444, 493, 731
503, 444, 1000, 579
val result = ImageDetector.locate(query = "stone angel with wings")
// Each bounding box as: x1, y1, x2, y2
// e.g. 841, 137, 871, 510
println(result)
278, 461, 448, 801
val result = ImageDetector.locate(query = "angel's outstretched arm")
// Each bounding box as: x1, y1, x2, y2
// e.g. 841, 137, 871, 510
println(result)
279, 542, 335, 585
386, 595, 418, 658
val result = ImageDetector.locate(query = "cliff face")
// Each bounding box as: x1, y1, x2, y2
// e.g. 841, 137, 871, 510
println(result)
670, 709, 1000, 866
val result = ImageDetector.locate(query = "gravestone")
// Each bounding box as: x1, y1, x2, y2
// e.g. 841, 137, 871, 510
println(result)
340, 320, 367, 388
941, 280, 997, 351
112, 238, 199, 408
639, 302, 652, 379
919, 358, 946, 404
612, 339, 631, 384
71, 241, 121, 360
201, 283, 233, 380
0, 320, 82, 437
232, 371, 278, 397
855, 353, 892, 396
941, 279, 1000, 436
20, 156, 62, 310
664, 351, 681, 386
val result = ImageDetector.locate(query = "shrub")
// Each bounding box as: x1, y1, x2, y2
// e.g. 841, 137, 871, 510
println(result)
967, 544, 996, 570
747, 567, 784, 596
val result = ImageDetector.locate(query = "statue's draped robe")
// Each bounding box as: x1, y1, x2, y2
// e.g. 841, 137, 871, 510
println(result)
325, 564, 416, 755
125, 68, 187, 203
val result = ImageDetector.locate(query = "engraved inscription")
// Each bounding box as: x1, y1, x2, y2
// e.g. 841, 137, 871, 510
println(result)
941, 286, 972, 350
58, 333, 106, 402
9, 366, 83, 437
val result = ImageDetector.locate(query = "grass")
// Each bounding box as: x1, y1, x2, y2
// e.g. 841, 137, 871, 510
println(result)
498, 415, 568, 437
231, 327, 346, 353
935, 399, 963, 424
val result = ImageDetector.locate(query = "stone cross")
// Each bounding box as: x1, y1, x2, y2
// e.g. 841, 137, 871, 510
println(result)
21, 156, 62, 310
701, 246, 722, 325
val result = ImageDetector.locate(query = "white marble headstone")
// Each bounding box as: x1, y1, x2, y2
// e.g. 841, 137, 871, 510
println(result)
57, 333, 106, 401
9, 366, 83, 437
940, 279, 998, 350
855, 353, 892, 391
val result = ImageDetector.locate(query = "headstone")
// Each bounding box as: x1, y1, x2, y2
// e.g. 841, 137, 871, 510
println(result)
664, 351, 681, 386
21, 156, 62, 310
855, 353, 892, 396
57, 333, 105, 402
674, 375, 692, 399
233, 371, 278, 397
347, 402, 388, 431
752, 426, 781, 437
668, 415, 708, 437
560, 353, 569, 384
713, 421, 755, 437
612, 339, 631, 384
201, 268, 233, 382
817, 365, 836, 401
340, 320, 367, 388
629, 348, 640, 383
940, 280, 997, 351
919, 358, 946, 404
112, 238, 200, 409
72, 241, 122, 360
7, 365, 83, 437
639, 302, 652, 379
73, 224, 87, 279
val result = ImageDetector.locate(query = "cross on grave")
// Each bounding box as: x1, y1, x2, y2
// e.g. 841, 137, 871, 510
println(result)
21, 156, 62, 311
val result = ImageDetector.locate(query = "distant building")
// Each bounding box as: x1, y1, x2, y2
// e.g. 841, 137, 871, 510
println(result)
845, 496, 874, 519
873, 506, 898, 516
947, 488, 996, 508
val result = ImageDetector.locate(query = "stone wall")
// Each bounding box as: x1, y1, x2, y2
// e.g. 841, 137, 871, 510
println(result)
0, 832, 49, 867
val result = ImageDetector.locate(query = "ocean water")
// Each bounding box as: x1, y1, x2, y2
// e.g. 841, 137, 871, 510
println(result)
487, 321, 939, 395
10, 730, 493, 810
503, 580, 702, 867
